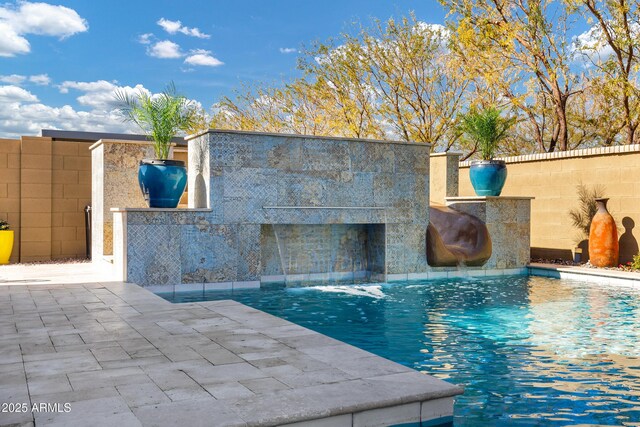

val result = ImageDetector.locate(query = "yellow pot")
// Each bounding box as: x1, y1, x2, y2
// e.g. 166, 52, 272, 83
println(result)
0, 230, 14, 265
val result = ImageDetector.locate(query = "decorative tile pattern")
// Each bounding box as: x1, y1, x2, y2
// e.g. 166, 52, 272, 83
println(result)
126, 224, 181, 286
119, 131, 433, 286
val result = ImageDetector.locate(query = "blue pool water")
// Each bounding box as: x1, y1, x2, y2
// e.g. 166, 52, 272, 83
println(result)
159, 276, 640, 426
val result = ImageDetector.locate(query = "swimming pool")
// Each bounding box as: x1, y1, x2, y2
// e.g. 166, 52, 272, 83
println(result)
159, 275, 640, 426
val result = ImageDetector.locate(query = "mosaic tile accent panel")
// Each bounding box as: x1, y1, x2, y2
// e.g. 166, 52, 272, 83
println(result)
366, 224, 386, 275
238, 224, 261, 281
180, 224, 238, 284
260, 224, 283, 276
259, 224, 373, 276
126, 223, 181, 286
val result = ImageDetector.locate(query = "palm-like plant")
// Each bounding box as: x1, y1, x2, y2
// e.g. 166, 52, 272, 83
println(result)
115, 82, 197, 159
459, 107, 515, 160
569, 183, 606, 240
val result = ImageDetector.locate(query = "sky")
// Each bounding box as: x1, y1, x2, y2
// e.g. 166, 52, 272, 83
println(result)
0, 0, 447, 138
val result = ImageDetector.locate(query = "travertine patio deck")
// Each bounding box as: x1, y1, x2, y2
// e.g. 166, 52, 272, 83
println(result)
0, 263, 461, 427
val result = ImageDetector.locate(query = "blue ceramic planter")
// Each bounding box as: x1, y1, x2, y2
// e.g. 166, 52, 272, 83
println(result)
469, 160, 507, 196
138, 159, 188, 208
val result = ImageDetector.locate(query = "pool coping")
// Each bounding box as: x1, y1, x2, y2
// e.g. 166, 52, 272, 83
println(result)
528, 262, 640, 286
0, 263, 462, 427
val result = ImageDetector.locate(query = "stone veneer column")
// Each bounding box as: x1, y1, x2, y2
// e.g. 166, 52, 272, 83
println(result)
445, 196, 534, 269
90, 140, 156, 260
429, 152, 461, 205
20, 136, 53, 262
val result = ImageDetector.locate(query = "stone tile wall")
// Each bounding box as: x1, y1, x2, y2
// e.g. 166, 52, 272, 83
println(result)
259, 224, 385, 279
445, 196, 533, 269
115, 130, 431, 286
91, 140, 173, 260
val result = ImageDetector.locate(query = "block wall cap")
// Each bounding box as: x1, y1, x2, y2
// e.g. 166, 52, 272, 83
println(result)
459, 144, 640, 167
89, 139, 177, 151
185, 128, 432, 147
430, 152, 463, 157
110, 207, 212, 212
445, 196, 535, 202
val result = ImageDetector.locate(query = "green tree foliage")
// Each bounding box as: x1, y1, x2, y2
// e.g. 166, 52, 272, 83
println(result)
210, 2, 640, 157
212, 16, 470, 151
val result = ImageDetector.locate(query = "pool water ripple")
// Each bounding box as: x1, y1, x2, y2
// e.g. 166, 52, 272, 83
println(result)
161, 275, 640, 426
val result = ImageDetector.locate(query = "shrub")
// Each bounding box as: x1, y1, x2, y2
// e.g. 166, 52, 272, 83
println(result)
115, 82, 198, 160
459, 107, 516, 160
0, 220, 10, 231
568, 183, 606, 242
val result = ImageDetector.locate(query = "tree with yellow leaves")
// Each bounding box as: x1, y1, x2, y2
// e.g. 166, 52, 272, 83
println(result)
441, 0, 581, 152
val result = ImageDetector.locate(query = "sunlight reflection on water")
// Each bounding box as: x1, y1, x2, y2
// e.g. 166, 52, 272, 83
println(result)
161, 275, 640, 426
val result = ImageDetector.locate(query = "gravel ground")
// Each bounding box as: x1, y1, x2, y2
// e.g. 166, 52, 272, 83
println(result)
531, 258, 638, 272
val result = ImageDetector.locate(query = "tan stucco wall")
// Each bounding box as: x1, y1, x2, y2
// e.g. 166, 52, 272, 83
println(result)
0, 137, 93, 262
51, 140, 92, 259
459, 145, 640, 263
0, 138, 21, 263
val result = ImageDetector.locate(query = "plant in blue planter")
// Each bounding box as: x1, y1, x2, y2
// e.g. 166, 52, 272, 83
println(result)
460, 107, 515, 196
116, 83, 198, 208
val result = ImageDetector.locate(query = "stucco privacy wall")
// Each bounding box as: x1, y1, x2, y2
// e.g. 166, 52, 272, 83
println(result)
0, 136, 91, 262
430, 152, 461, 205
113, 130, 431, 286
0, 138, 21, 263
459, 145, 640, 263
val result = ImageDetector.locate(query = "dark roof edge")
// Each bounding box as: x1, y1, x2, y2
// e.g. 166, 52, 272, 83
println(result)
40, 129, 186, 145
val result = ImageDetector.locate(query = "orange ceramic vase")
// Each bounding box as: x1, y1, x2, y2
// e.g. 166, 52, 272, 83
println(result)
588, 198, 619, 267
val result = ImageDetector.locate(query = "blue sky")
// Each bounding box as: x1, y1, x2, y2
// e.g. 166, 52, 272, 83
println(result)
0, 0, 446, 137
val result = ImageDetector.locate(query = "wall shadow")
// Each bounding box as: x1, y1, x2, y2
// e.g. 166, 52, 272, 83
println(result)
577, 239, 589, 263
531, 247, 573, 261
618, 217, 638, 264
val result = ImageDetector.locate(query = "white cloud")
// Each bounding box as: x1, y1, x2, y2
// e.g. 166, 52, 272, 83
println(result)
184, 49, 223, 67
0, 101, 139, 137
0, 21, 30, 57
279, 47, 297, 54
147, 40, 182, 58
138, 33, 153, 45
58, 80, 151, 110
157, 18, 210, 39
0, 1, 87, 57
29, 74, 50, 85
0, 74, 51, 86
0, 74, 27, 85
573, 26, 616, 65
0, 85, 39, 102
0, 79, 205, 138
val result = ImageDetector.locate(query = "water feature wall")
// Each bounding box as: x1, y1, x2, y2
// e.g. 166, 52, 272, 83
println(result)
110, 130, 534, 287
112, 130, 430, 287
260, 224, 386, 282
